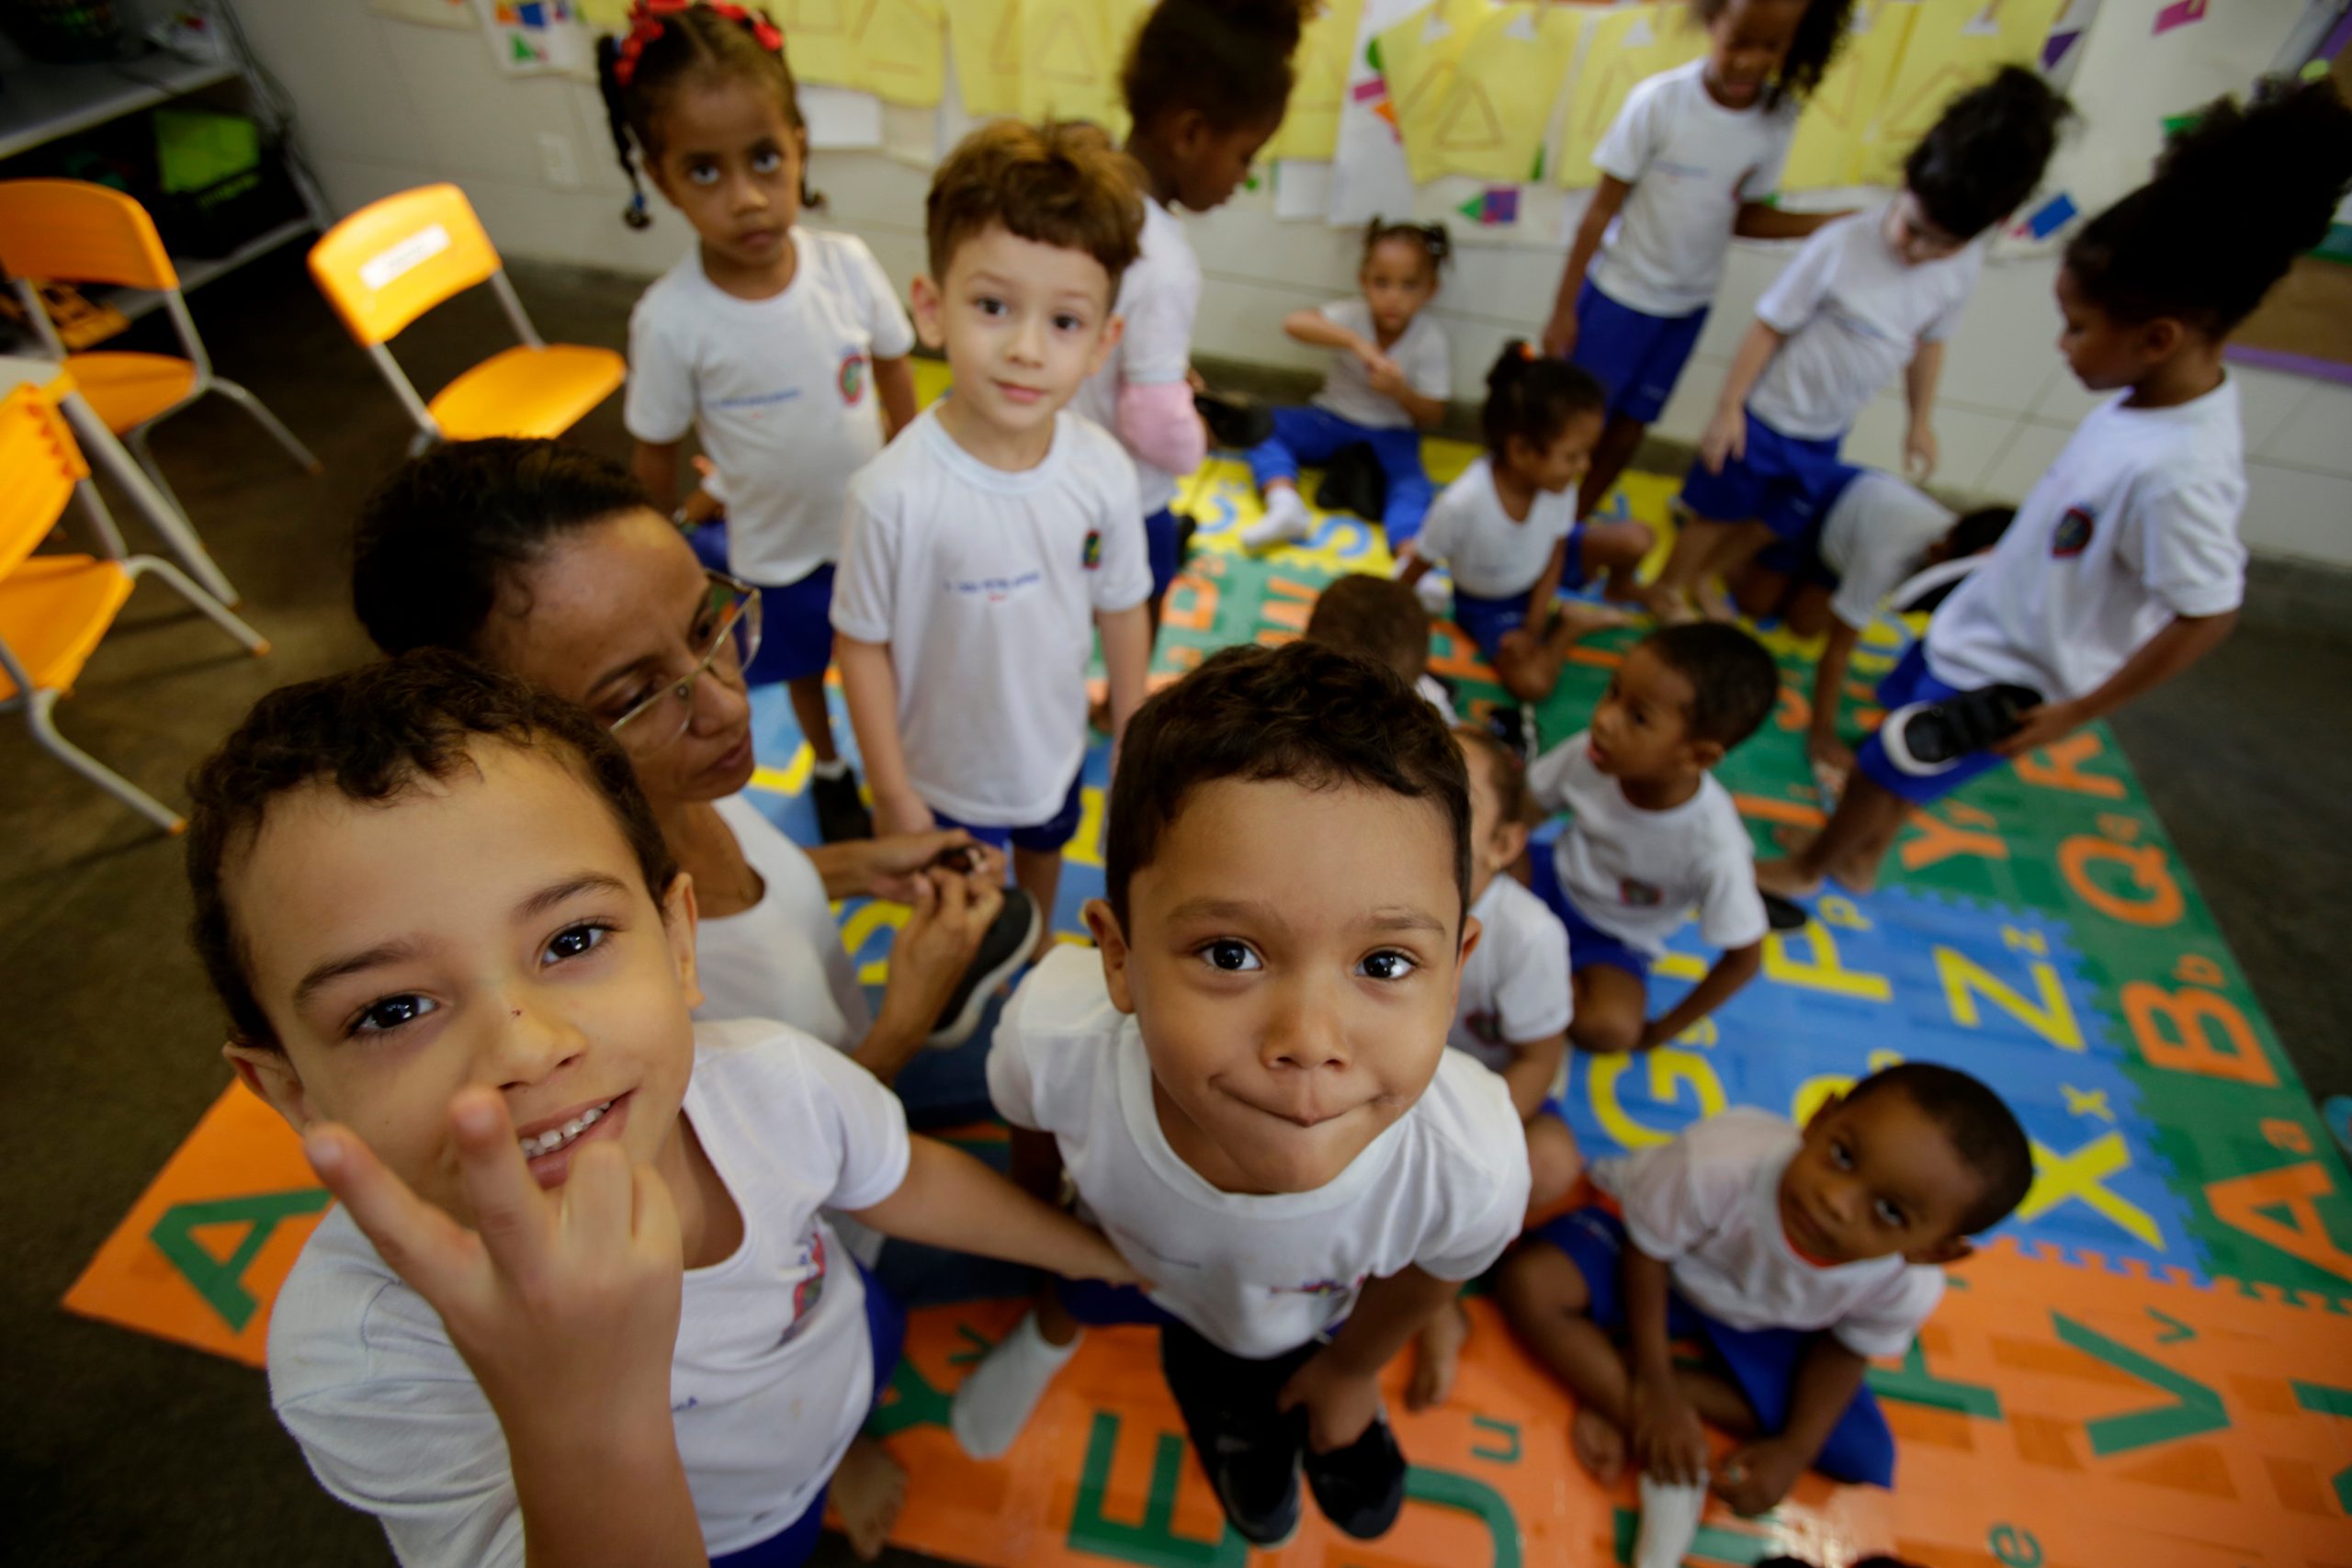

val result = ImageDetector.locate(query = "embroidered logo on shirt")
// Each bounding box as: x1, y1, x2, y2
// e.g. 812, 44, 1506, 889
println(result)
1277, 1273, 1366, 1298
838, 349, 868, 406
1082, 528, 1102, 570
2052, 505, 2096, 558
777, 1225, 829, 1346
1619, 877, 1666, 908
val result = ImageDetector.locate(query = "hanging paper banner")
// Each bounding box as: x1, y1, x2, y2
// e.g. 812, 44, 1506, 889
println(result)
1267, 0, 1368, 163
475, 0, 594, 77
1550, 3, 1707, 190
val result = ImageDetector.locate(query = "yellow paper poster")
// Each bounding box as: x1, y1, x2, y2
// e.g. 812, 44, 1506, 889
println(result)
1266, 0, 1367, 163
1551, 2, 1707, 189
771, 0, 862, 88
1375, 0, 1487, 185
1428, 1, 1579, 184
1782, 0, 1913, 189
849, 0, 948, 106
944, 0, 1023, 115
1017, 0, 1125, 128
1854, 0, 2069, 186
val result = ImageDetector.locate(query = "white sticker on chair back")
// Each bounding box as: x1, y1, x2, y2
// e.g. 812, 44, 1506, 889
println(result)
359, 224, 452, 292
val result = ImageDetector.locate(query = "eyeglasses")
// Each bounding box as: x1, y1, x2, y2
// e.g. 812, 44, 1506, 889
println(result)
608, 571, 763, 753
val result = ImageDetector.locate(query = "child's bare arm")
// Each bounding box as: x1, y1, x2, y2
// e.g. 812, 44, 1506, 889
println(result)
634, 439, 684, 513
1372, 371, 1447, 430
1393, 545, 1432, 587
1714, 1336, 1867, 1513
302, 1093, 703, 1568
1499, 1031, 1569, 1121
1997, 609, 2238, 757
1277, 1265, 1457, 1450
1733, 203, 1852, 240
1544, 175, 1631, 357
1640, 939, 1762, 1048
1903, 341, 1945, 480
1700, 321, 1785, 473
1098, 603, 1152, 750
845, 1135, 1137, 1285
1283, 308, 1372, 356
1623, 1243, 1707, 1483
1526, 537, 1571, 626
835, 634, 932, 835
873, 355, 918, 441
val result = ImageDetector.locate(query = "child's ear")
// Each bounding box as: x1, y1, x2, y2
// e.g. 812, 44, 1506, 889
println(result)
1495, 818, 1531, 871
2140, 316, 2187, 361
662, 872, 703, 1011
1081, 897, 1136, 1014
1083, 311, 1125, 381
224, 1043, 314, 1132
909, 274, 947, 352
1686, 734, 1727, 773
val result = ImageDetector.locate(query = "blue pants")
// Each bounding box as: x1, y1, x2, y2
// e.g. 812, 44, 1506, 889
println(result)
711, 1258, 908, 1566
1853, 642, 2010, 805
1679, 415, 1852, 543
1143, 507, 1181, 600
1568, 280, 1708, 425
1531, 1205, 1898, 1487
689, 522, 837, 686
1449, 533, 1594, 661
930, 767, 1086, 854
1247, 405, 1434, 548
1529, 841, 1652, 977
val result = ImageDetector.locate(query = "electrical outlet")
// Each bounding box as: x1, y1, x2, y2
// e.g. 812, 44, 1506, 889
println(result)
537, 131, 581, 192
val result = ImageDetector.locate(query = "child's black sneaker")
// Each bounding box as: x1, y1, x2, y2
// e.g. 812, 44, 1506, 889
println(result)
1302, 1414, 1407, 1540
1315, 442, 1388, 521
1194, 388, 1277, 449
1204, 1429, 1305, 1548
1880, 683, 2041, 776
928, 889, 1043, 1049
1762, 891, 1809, 932
809, 766, 874, 842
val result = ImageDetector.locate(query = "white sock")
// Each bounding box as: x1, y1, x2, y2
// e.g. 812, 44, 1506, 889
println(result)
1413, 570, 1452, 615
949, 1309, 1080, 1460
810, 757, 849, 781
1634, 1472, 1708, 1568
1241, 488, 1312, 548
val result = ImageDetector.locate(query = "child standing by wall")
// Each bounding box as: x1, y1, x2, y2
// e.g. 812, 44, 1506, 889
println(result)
600, 3, 918, 844
1658, 67, 2069, 619
1540, 0, 1856, 536
1239, 220, 1453, 551
832, 119, 1152, 951
1762, 78, 2352, 897
1075, 0, 1308, 624
1398, 345, 1647, 704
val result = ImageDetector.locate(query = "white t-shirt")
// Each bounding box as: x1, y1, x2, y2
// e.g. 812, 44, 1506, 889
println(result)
1312, 298, 1452, 431
1926, 380, 2247, 702
1450, 873, 1573, 1071
991, 947, 1529, 1359
831, 407, 1150, 825
267, 1021, 913, 1567
692, 794, 873, 1046
1529, 729, 1767, 956
1820, 469, 1957, 632
1589, 60, 1801, 318
1417, 672, 1457, 724
1594, 1107, 1944, 1356
1747, 208, 1983, 441
1417, 457, 1577, 599
1074, 198, 1201, 515
625, 230, 915, 587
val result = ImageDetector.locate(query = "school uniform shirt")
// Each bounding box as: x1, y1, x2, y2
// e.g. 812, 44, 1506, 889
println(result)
1417, 457, 1576, 599
266, 1021, 913, 1568
992, 947, 1529, 1359
1417, 672, 1458, 724
1450, 873, 1574, 1071
691, 794, 873, 1047
625, 228, 916, 587
1528, 728, 1768, 957
1589, 59, 1802, 318
831, 407, 1149, 825
1594, 1106, 1944, 1356
1073, 197, 1203, 515
1746, 208, 1982, 442
1312, 297, 1453, 431
1820, 469, 1957, 632
1926, 379, 2246, 702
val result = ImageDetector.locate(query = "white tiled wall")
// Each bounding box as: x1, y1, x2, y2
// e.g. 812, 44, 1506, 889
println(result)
233, 0, 2352, 567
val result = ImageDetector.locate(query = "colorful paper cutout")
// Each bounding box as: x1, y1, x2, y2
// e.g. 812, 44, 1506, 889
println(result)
1781, 0, 1915, 191
1424, 1, 1579, 184
1266, 0, 1367, 163
1854, 0, 2072, 187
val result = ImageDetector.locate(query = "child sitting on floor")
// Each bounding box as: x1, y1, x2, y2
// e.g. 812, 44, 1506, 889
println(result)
1498, 1064, 2031, 1561
1398, 344, 1647, 704
1527, 624, 1778, 1054
1761, 77, 2352, 897
833, 118, 1152, 948
1656, 67, 2068, 619
601, 3, 917, 843
189, 652, 1135, 1567
1240, 220, 1453, 552
1303, 570, 1456, 721
948, 641, 1530, 1546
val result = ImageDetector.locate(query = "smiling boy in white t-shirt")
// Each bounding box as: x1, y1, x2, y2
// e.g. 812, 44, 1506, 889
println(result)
948, 640, 1529, 1547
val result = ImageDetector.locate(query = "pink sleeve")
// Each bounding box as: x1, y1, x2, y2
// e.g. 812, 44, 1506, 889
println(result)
1117, 380, 1207, 478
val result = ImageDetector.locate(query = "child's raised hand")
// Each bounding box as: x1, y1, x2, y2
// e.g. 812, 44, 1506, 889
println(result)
1277, 1348, 1385, 1453
1698, 410, 1745, 475
1628, 1377, 1708, 1484
301, 1089, 685, 1438
1713, 1437, 1804, 1515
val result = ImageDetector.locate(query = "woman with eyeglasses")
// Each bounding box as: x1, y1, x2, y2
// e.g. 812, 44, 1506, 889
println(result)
348, 438, 1042, 1082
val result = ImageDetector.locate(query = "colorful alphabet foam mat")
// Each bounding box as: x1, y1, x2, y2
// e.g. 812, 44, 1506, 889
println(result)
66, 423, 2352, 1565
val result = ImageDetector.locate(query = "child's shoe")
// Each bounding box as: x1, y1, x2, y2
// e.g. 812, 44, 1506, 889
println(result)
950, 1308, 1079, 1459
928, 889, 1043, 1049
1303, 1414, 1408, 1540
809, 761, 874, 842
1880, 683, 2041, 775
1241, 488, 1316, 549
1315, 442, 1388, 522
1195, 388, 1277, 449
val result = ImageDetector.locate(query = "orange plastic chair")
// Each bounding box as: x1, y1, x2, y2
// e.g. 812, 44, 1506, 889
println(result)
308, 184, 623, 446
0, 383, 268, 834
0, 179, 322, 525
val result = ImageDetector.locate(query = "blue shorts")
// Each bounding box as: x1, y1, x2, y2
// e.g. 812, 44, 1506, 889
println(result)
690, 521, 837, 686
1143, 507, 1182, 600
1246, 405, 1436, 548
1054, 1274, 1179, 1328
1568, 281, 1708, 426
1529, 843, 1652, 978
1448, 540, 1593, 660
711, 1256, 907, 1566
1854, 642, 2010, 805
1680, 415, 1851, 543
1529, 1205, 1897, 1487
930, 768, 1086, 854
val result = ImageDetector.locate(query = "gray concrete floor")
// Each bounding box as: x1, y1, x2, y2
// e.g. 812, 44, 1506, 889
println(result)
3, 251, 2346, 1566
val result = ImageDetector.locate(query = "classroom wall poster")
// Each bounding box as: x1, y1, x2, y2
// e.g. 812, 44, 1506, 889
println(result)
473, 0, 594, 77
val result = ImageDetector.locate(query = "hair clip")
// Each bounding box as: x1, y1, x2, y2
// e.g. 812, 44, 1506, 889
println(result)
1515, 341, 1538, 361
